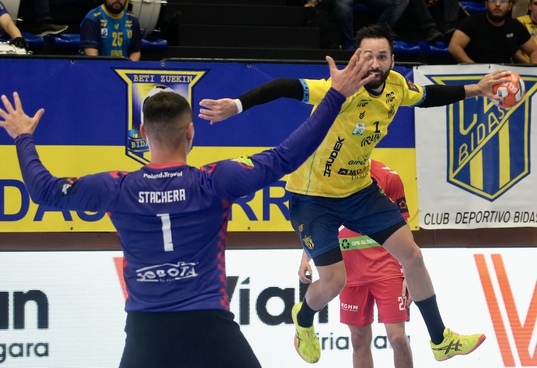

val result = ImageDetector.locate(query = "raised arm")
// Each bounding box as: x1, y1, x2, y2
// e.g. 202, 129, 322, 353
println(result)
211, 50, 375, 199
0, 92, 118, 212
198, 78, 303, 125
419, 70, 511, 107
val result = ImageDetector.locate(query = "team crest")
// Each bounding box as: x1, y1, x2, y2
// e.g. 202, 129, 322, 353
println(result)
114, 69, 205, 164
437, 74, 536, 201
302, 236, 314, 250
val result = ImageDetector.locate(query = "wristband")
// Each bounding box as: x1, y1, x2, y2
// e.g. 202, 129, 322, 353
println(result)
234, 99, 243, 114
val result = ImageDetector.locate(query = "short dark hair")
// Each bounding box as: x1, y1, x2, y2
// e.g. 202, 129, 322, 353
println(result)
355, 24, 396, 54
143, 92, 192, 147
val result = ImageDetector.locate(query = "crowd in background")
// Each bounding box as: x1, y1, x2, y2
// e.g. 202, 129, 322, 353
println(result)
308, 0, 537, 64
1, 0, 537, 64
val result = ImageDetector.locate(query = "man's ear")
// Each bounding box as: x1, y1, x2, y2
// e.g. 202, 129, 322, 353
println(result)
140, 123, 147, 140
186, 122, 194, 140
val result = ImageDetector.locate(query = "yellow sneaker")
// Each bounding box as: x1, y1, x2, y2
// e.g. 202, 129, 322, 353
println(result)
291, 302, 321, 363
430, 328, 486, 361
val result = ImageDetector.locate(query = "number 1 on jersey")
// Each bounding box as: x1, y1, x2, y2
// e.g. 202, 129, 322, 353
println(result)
157, 213, 174, 251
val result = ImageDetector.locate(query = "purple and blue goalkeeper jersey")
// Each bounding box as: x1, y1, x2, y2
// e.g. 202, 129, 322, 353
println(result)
15, 88, 345, 313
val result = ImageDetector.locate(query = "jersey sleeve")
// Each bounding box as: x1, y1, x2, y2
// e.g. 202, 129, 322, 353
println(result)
302, 78, 332, 105
15, 134, 120, 212
514, 19, 532, 46
207, 88, 346, 199
382, 168, 410, 219
128, 13, 143, 53
397, 73, 425, 107
79, 16, 101, 50
456, 15, 477, 38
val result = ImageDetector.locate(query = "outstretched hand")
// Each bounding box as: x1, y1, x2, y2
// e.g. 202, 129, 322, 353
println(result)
477, 69, 512, 102
327, 48, 375, 98
198, 98, 238, 125
0, 92, 44, 139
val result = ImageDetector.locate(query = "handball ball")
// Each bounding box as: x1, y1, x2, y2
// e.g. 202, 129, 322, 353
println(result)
492, 72, 526, 109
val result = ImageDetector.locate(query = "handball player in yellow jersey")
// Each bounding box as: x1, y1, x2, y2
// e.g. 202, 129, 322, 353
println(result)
199, 24, 509, 364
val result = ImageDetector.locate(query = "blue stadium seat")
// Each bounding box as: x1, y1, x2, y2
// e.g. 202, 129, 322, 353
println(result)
459, 1, 486, 14
22, 32, 44, 48
393, 40, 421, 55
45, 33, 80, 48
419, 41, 450, 55
44, 34, 168, 51
141, 38, 168, 51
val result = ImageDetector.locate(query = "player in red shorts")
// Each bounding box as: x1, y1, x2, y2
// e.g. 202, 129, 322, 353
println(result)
300, 159, 413, 368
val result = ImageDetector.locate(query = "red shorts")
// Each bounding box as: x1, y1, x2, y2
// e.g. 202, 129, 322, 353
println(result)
339, 277, 409, 327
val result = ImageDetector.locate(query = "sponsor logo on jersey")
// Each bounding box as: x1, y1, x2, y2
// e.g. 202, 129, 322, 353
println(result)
388, 104, 396, 119
337, 167, 369, 179
385, 91, 395, 104
136, 262, 198, 282
360, 133, 381, 147
232, 155, 255, 168
405, 78, 419, 92
356, 99, 371, 107
352, 122, 366, 136
324, 137, 344, 177
340, 302, 359, 312
115, 69, 206, 164
60, 178, 79, 196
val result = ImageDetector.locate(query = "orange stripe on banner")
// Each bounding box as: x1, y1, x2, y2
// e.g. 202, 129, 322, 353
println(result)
492, 254, 537, 366
113, 257, 128, 301
474, 254, 515, 366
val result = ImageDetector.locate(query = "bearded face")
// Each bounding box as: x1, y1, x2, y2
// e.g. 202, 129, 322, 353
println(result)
486, 0, 511, 22
358, 38, 394, 92
365, 67, 391, 90
104, 0, 127, 14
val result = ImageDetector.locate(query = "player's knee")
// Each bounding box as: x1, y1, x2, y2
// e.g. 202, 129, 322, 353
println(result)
398, 243, 424, 268
386, 332, 409, 350
328, 274, 346, 295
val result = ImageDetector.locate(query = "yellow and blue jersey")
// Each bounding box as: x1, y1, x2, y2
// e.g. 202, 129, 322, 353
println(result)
286, 70, 425, 198
79, 5, 142, 58
517, 14, 537, 61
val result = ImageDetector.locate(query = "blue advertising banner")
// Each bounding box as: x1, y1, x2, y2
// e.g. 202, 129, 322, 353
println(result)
0, 57, 416, 231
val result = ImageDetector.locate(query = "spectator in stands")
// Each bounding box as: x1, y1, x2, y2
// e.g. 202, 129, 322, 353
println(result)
448, 0, 537, 63
512, 0, 528, 17
23, 0, 68, 37
407, 0, 460, 42
329, 0, 409, 50
0, 1, 29, 50
79, 0, 142, 61
515, 0, 537, 61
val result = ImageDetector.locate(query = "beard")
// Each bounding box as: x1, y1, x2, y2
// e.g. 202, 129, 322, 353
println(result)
105, 0, 126, 14
487, 10, 508, 23
365, 68, 390, 90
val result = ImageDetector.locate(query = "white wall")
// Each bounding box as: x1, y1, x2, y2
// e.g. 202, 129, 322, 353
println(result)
0, 248, 535, 368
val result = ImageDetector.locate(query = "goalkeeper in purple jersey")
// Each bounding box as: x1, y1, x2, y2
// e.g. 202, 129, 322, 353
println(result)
0, 50, 375, 368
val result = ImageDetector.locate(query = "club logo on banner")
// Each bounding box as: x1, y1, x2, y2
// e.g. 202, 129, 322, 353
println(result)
114, 69, 206, 164
445, 75, 534, 201
414, 65, 537, 229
